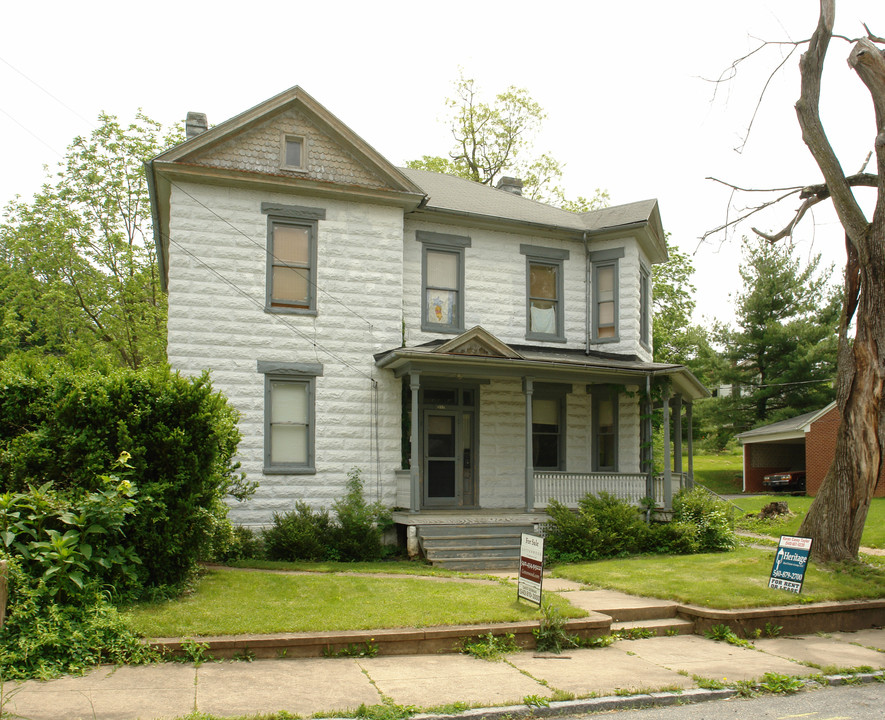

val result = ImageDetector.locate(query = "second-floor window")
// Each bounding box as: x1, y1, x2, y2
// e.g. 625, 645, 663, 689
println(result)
590, 248, 624, 343
640, 264, 651, 348
521, 245, 568, 342
418, 231, 471, 333
262, 203, 325, 315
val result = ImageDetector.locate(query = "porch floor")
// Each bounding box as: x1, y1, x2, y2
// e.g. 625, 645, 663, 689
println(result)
391, 509, 550, 526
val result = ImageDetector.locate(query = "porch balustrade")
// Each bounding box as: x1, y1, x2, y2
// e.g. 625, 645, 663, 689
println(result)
533, 471, 687, 509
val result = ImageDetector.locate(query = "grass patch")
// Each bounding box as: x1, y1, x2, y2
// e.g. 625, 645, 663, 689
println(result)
227, 558, 471, 577
126, 569, 583, 637
552, 546, 885, 608
691, 449, 743, 495
734, 495, 885, 549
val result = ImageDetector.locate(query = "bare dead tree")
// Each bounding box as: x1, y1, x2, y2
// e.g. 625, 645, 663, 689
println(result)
709, 0, 885, 562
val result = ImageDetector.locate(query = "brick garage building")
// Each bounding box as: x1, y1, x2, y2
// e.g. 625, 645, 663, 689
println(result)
737, 402, 885, 496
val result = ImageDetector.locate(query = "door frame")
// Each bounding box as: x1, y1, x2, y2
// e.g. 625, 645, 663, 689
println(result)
418, 383, 480, 509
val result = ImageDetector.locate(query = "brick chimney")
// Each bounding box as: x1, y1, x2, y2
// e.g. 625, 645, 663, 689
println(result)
185, 112, 208, 140
496, 176, 524, 196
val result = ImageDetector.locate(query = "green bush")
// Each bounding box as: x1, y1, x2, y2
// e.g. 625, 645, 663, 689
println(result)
0, 365, 248, 593
263, 502, 333, 561
263, 468, 392, 562
673, 487, 737, 552
0, 557, 156, 680
543, 498, 601, 563
647, 520, 700, 555
577, 492, 647, 557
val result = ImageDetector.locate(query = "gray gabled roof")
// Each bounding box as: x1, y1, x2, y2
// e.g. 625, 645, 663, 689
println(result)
735, 402, 837, 442
399, 167, 667, 262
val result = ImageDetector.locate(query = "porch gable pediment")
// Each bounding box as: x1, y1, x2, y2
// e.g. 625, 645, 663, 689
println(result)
435, 327, 524, 360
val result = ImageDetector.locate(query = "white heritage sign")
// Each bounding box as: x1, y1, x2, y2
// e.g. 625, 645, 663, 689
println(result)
517, 533, 545, 605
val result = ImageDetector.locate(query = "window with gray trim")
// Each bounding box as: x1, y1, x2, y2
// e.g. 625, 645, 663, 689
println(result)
592, 386, 618, 471
639, 264, 651, 348
418, 231, 471, 333
521, 245, 568, 342
281, 134, 307, 172
590, 248, 624, 342
262, 203, 325, 314
260, 360, 322, 474
532, 393, 565, 470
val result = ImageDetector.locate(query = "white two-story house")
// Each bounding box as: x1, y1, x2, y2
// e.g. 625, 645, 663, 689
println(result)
147, 86, 707, 560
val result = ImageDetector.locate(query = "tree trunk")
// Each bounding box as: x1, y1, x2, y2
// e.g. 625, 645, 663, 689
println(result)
794, 1, 885, 562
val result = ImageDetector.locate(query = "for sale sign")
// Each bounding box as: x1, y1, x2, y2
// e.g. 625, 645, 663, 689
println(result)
768, 535, 813, 594
518, 533, 544, 605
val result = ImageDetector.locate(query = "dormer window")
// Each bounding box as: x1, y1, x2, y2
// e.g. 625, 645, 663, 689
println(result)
281, 134, 306, 171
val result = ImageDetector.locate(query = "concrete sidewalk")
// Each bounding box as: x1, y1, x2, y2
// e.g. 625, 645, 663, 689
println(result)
9, 627, 885, 720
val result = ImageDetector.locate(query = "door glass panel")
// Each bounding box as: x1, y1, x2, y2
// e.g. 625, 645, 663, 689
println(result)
427, 415, 455, 456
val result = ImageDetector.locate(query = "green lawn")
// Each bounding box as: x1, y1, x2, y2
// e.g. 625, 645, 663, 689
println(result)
690, 448, 743, 495
125, 568, 584, 638
552, 546, 885, 608
732, 494, 885, 549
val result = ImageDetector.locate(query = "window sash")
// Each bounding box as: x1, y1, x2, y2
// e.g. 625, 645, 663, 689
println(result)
527, 259, 563, 339
592, 389, 618, 471
423, 247, 463, 331
594, 263, 617, 340
269, 220, 315, 310
268, 379, 311, 467
532, 396, 563, 470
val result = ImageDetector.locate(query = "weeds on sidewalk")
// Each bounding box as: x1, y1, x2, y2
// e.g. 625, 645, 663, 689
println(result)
460, 632, 520, 660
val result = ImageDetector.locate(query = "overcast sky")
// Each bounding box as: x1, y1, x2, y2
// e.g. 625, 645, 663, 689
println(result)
1, 1, 880, 326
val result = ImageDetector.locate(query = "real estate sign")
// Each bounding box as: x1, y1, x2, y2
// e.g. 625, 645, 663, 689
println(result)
518, 533, 544, 605
768, 535, 813, 594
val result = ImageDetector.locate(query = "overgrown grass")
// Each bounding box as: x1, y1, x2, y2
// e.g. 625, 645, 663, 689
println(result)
552, 546, 885, 608
690, 449, 743, 495
733, 495, 885, 548
125, 569, 584, 637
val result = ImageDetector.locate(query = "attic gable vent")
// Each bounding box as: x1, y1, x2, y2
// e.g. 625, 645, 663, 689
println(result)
185, 112, 208, 140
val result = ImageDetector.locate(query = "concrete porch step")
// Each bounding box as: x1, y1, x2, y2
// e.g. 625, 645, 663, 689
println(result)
416, 522, 534, 571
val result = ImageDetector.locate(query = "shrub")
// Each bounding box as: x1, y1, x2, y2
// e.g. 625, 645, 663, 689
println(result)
0, 558, 156, 680
263, 468, 392, 562
673, 487, 737, 552
647, 519, 700, 555
577, 492, 647, 557
263, 502, 333, 561
543, 499, 601, 563
0, 365, 248, 593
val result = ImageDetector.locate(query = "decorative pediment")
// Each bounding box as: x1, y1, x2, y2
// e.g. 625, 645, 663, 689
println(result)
153, 86, 423, 197
435, 327, 524, 360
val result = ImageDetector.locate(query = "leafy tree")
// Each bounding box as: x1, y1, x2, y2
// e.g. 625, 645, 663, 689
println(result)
715, 241, 839, 434
0, 112, 182, 370
407, 71, 608, 211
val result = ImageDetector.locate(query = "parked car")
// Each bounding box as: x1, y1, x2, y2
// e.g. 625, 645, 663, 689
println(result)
762, 470, 806, 493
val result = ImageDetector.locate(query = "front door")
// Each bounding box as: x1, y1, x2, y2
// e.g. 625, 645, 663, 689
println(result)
420, 386, 478, 508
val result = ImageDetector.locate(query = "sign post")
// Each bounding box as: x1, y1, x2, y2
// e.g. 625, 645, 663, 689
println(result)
768, 535, 813, 594
518, 533, 544, 606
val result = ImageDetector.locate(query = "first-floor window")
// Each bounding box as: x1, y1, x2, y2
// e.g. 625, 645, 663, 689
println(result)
260, 361, 322, 474
592, 386, 618, 471
532, 396, 563, 469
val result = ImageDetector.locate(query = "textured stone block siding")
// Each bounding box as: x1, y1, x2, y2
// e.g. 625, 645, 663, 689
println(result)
402, 220, 651, 360
806, 407, 885, 497
191, 106, 388, 190
166, 181, 404, 527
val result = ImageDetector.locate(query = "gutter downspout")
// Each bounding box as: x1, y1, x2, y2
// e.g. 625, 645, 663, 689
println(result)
583, 231, 590, 355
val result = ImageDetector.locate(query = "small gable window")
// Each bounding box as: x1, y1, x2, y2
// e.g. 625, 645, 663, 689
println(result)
281, 134, 306, 171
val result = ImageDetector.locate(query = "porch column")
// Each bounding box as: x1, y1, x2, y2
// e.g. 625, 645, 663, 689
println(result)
524, 377, 535, 512
673, 394, 683, 493
686, 401, 695, 489
643, 377, 654, 500
409, 371, 421, 513
662, 385, 672, 510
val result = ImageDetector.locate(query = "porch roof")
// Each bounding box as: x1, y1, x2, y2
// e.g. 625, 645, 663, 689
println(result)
374, 332, 708, 400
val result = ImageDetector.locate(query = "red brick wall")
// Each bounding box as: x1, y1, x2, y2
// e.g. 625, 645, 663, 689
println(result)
806, 406, 885, 497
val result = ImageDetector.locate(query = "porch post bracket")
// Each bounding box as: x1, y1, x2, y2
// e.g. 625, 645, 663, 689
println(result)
524, 376, 535, 513
409, 371, 421, 513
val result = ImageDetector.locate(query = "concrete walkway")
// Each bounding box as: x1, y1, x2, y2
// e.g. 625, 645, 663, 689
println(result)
7, 583, 885, 720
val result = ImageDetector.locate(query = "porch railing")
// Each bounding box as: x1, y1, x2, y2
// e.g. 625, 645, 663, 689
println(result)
534, 471, 687, 509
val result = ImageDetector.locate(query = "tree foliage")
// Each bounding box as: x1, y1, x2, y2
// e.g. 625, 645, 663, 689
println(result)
715, 241, 839, 432
0, 112, 182, 370
407, 71, 608, 211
